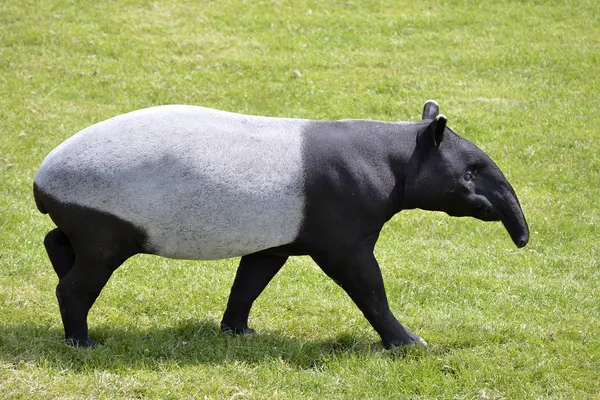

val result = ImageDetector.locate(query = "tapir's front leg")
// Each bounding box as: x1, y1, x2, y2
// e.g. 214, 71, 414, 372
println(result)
311, 247, 426, 348
221, 253, 288, 334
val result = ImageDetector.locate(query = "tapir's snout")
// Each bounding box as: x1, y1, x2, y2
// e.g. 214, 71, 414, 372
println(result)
497, 185, 529, 248
506, 217, 529, 248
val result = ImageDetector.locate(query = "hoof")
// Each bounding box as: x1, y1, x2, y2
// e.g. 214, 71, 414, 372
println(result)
414, 336, 428, 346
384, 334, 428, 349
66, 337, 97, 348
220, 323, 256, 335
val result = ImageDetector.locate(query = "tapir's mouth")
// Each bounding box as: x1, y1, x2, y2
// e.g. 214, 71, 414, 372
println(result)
474, 206, 501, 222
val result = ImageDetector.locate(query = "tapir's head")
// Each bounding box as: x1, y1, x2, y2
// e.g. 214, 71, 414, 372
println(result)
407, 100, 529, 248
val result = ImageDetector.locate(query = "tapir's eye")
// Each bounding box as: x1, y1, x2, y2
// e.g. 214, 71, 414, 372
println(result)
464, 171, 474, 181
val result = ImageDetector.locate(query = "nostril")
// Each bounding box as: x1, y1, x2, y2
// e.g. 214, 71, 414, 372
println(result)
517, 238, 528, 248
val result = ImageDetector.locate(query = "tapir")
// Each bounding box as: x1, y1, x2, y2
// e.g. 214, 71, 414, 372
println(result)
33, 100, 529, 348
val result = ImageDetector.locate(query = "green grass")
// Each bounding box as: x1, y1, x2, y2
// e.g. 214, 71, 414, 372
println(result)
1, 0, 599, 398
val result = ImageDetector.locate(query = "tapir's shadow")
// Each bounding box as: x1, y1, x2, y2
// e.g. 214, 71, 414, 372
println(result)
0, 319, 428, 371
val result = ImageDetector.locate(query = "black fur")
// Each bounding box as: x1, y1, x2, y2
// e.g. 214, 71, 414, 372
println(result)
295, 120, 430, 346
35, 184, 147, 346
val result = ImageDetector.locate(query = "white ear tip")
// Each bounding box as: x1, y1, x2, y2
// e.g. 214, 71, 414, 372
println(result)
425, 99, 439, 106
436, 114, 447, 121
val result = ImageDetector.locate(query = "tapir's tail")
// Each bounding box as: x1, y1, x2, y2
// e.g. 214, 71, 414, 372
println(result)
33, 182, 48, 214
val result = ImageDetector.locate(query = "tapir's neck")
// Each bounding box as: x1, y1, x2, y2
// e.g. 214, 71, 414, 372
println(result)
300, 119, 423, 223
383, 122, 427, 216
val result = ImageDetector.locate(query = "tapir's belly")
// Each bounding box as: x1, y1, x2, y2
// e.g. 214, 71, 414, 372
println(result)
35, 106, 307, 260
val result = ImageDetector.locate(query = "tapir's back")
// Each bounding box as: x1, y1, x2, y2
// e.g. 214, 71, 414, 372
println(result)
35, 105, 307, 259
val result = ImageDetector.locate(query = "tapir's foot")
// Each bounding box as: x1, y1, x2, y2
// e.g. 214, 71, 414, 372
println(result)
220, 322, 256, 335
384, 335, 427, 349
382, 328, 428, 349
66, 337, 97, 348
414, 336, 428, 346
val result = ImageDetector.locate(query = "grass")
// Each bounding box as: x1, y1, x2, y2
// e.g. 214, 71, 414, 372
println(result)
1, 0, 599, 398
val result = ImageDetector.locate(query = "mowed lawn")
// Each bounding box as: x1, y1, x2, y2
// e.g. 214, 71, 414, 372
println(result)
1, 0, 599, 398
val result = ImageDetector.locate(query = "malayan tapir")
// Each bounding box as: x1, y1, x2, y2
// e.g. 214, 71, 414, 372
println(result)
33, 100, 529, 348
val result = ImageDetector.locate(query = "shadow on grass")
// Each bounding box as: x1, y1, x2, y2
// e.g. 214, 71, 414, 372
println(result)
0, 319, 429, 371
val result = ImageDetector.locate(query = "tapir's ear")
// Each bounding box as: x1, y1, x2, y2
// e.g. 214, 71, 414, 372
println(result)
422, 100, 439, 120
419, 114, 447, 148
434, 115, 447, 145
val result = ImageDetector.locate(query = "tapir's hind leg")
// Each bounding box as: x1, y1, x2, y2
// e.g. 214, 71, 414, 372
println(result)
221, 253, 288, 334
37, 190, 147, 347
44, 228, 75, 280
55, 231, 141, 347
311, 247, 427, 348
56, 255, 120, 347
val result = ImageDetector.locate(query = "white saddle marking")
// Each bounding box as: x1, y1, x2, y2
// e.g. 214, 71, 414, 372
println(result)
35, 105, 307, 260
